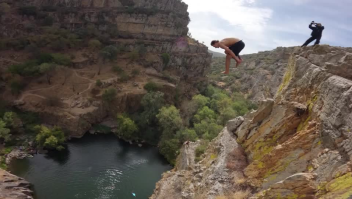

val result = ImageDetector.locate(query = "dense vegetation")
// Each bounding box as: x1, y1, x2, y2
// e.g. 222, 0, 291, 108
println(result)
116, 85, 257, 165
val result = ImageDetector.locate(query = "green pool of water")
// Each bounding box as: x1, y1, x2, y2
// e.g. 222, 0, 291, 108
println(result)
10, 134, 171, 199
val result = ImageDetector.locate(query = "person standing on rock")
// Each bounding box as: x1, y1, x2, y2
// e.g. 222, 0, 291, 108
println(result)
211, 38, 245, 74
301, 21, 325, 47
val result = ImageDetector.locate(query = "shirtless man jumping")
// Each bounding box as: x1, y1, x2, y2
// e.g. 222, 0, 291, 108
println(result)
211, 38, 245, 74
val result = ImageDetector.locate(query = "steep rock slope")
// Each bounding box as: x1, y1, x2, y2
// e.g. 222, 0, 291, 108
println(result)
211, 47, 295, 102
152, 45, 352, 199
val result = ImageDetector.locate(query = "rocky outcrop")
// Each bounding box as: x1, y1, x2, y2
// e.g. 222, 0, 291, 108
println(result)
151, 126, 249, 199
152, 45, 352, 199
0, 168, 33, 199
211, 47, 295, 102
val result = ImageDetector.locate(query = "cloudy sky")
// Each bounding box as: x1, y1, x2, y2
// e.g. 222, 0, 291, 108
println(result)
182, 0, 352, 54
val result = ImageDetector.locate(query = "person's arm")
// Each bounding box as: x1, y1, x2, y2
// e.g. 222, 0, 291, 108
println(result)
309, 23, 316, 30
218, 43, 237, 60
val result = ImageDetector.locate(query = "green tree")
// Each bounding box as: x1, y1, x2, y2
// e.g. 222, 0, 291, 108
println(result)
0, 120, 11, 143
102, 88, 117, 103
193, 106, 217, 123
116, 114, 138, 140
218, 107, 237, 125
139, 91, 165, 127
176, 128, 198, 143
194, 120, 222, 141
35, 125, 65, 151
88, 39, 102, 51
99, 45, 118, 75
159, 138, 179, 165
39, 63, 56, 85
192, 95, 210, 109
157, 106, 183, 136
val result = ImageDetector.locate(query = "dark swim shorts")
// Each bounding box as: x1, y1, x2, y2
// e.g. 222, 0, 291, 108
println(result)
229, 40, 245, 59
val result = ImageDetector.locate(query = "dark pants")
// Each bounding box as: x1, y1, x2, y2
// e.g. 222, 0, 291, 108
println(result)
302, 35, 321, 47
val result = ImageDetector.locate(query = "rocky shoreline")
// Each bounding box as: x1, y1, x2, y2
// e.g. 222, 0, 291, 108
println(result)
0, 168, 33, 199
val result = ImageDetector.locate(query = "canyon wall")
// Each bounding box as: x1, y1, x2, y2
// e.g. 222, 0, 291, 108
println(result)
0, 0, 211, 137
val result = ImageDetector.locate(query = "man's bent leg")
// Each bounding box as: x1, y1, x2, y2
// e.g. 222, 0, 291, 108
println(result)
314, 35, 321, 45
302, 36, 316, 47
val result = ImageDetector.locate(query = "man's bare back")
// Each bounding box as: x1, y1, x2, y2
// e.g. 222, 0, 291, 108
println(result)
220, 38, 241, 47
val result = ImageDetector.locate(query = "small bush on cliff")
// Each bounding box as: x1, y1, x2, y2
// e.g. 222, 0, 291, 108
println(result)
88, 39, 102, 51
35, 125, 65, 151
161, 53, 170, 67
9, 77, 25, 95
132, 69, 140, 77
144, 81, 160, 92
0, 119, 11, 143
102, 88, 117, 103
96, 79, 102, 87
115, 114, 138, 140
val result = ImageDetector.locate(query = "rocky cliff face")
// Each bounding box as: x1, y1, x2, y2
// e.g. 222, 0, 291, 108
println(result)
0, 168, 33, 199
152, 45, 352, 199
0, 0, 211, 137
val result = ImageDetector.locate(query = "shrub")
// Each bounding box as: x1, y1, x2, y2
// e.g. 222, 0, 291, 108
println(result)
0, 119, 11, 143
96, 79, 102, 87
44, 96, 62, 107
195, 140, 209, 162
112, 65, 124, 74
144, 81, 160, 92
10, 78, 25, 95
88, 39, 102, 50
52, 53, 71, 65
102, 88, 117, 102
127, 50, 139, 61
35, 125, 65, 151
161, 53, 170, 66
176, 128, 198, 143
132, 69, 140, 76
157, 106, 183, 136
100, 45, 118, 62
119, 72, 130, 82
158, 138, 179, 165
115, 114, 138, 140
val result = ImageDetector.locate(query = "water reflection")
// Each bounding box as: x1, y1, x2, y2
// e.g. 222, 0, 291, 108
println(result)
44, 148, 70, 165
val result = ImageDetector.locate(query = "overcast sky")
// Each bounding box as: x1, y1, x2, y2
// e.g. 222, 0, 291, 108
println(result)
182, 0, 352, 54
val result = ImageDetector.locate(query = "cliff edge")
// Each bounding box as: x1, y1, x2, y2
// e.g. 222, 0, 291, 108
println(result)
151, 45, 352, 199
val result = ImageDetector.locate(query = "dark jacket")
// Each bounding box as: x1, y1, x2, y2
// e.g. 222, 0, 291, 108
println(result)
309, 23, 324, 37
